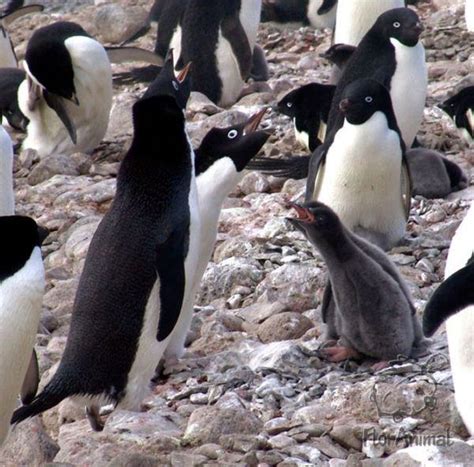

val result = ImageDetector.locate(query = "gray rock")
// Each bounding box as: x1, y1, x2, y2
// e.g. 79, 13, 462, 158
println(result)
239, 171, 271, 195
28, 155, 82, 185
187, 92, 222, 116
107, 453, 160, 467
257, 312, 314, 343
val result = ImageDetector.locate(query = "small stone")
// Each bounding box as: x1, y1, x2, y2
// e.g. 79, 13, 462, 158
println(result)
95, 5, 148, 44
170, 452, 208, 467
330, 425, 363, 451
257, 312, 314, 343
239, 171, 271, 195
268, 434, 297, 449
28, 155, 81, 185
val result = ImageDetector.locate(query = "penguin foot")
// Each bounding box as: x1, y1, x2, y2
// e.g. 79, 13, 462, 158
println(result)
321, 346, 361, 363
371, 361, 390, 372
86, 405, 105, 432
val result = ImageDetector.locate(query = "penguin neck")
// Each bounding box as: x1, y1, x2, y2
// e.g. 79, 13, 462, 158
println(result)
308, 226, 355, 265
0, 127, 14, 216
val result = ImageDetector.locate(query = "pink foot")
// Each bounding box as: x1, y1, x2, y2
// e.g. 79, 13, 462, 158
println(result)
321, 346, 361, 363
371, 361, 390, 371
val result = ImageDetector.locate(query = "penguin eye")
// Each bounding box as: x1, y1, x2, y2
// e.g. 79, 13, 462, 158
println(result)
172, 81, 179, 91
287, 102, 293, 108
227, 129, 238, 139
365, 96, 373, 103
393, 21, 401, 28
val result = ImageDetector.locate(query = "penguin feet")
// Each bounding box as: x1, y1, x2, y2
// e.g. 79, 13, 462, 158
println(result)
370, 361, 390, 372
85, 405, 105, 432
321, 346, 361, 363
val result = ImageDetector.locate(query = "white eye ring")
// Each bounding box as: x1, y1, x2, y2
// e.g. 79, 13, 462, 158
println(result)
227, 129, 238, 139
365, 96, 373, 103
172, 81, 179, 91
393, 21, 401, 28
287, 102, 293, 108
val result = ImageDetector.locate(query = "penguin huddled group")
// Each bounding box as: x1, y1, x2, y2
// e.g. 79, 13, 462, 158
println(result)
0, 0, 473, 449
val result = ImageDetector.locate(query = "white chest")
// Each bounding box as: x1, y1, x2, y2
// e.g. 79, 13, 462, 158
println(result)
0, 126, 14, 216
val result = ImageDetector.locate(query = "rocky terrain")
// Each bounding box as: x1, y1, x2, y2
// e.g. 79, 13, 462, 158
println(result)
1, 0, 473, 465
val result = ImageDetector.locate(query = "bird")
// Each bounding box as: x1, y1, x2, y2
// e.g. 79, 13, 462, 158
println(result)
0, 68, 27, 131
0, 124, 15, 216
440, 85, 473, 143
18, 21, 113, 158
307, 78, 410, 251
11, 62, 201, 432
320, 43, 356, 84
277, 83, 335, 152
423, 203, 474, 435
287, 201, 429, 368
164, 108, 271, 362
0, 215, 46, 446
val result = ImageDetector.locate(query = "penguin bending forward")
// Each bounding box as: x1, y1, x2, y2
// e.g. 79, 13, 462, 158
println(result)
18, 22, 113, 158
0, 216, 46, 446
11, 67, 201, 431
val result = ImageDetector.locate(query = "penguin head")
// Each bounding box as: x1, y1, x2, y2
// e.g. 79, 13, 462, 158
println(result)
338, 79, 392, 125
143, 51, 192, 110
287, 201, 341, 238
196, 108, 270, 176
0, 215, 46, 282
320, 43, 356, 68
25, 22, 91, 103
375, 8, 423, 47
0, 68, 28, 131
278, 83, 334, 119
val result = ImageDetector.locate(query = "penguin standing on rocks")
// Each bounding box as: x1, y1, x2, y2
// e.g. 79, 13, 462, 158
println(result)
440, 85, 473, 143
0, 216, 46, 446
308, 79, 410, 251
171, 0, 264, 107
288, 202, 428, 368
11, 64, 201, 431
18, 21, 113, 158
423, 203, 474, 435
327, 8, 427, 150
164, 109, 271, 362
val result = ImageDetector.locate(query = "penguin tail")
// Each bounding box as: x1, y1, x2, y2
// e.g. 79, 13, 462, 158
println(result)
422, 260, 474, 337
11, 379, 69, 425
247, 155, 310, 179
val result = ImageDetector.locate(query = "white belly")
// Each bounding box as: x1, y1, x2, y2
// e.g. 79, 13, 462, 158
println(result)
170, 25, 183, 66
307, 0, 337, 29
466, 0, 474, 32
294, 120, 310, 150
316, 112, 405, 245
0, 125, 14, 216
0, 27, 16, 68
389, 39, 427, 148
335, 0, 405, 46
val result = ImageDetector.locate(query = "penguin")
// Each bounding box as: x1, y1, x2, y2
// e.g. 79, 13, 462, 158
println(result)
423, 203, 474, 435
171, 0, 264, 107
0, 216, 46, 446
287, 201, 428, 367
11, 64, 200, 432
307, 78, 411, 251
320, 43, 356, 84
261, 0, 338, 29
164, 109, 271, 362
405, 148, 468, 199
326, 8, 427, 150
0, 125, 15, 216
440, 85, 473, 143
18, 21, 113, 158
0, 4, 44, 68
277, 83, 335, 152
0, 68, 27, 131
334, 0, 405, 47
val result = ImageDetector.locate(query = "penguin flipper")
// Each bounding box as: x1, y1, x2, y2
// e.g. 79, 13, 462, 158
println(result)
43, 91, 77, 145
423, 260, 474, 337
1, 4, 44, 25
321, 280, 333, 324
442, 156, 468, 191
221, 14, 252, 80
20, 348, 39, 405
155, 228, 187, 342
401, 159, 412, 220
317, 0, 337, 15
105, 47, 164, 67
306, 145, 327, 202
247, 155, 310, 179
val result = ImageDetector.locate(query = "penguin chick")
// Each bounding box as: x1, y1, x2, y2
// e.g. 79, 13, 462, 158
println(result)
0, 216, 46, 446
277, 83, 335, 151
406, 148, 468, 199
308, 78, 410, 251
0, 124, 15, 216
440, 85, 473, 143
164, 109, 271, 361
422, 203, 474, 434
327, 7, 427, 149
11, 78, 200, 431
0, 68, 27, 131
320, 43, 356, 85
18, 21, 113, 157
261, 0, 337, 29
287, 201, 428, 366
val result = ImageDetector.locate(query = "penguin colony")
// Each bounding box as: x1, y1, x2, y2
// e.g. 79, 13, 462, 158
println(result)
0, 0, 472, 452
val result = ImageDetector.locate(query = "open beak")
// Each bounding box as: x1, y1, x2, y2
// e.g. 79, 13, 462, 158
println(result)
288, 203, 315, 223
244, 108, 267, 135
176, 61, 192, 83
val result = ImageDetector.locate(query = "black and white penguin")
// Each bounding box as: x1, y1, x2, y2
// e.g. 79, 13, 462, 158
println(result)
288, 202, 428, 368
423, 203, 474, 435
0, 125, 14, 216
0, 216, 46, 446
308, 79, 410, 251
334, 0, 405, 46
171, 0, 264, 107
164, 109, 271, 362
327, 7, 427, 150
440, 85, 473, 143
11, 66, 201, 431
277, 83, 335, 151
261, 0, 337, 29
18, 21, 113, 158
0, 68, 27, 131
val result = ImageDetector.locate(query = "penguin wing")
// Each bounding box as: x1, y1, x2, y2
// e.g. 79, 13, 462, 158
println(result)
20, 348, 39, 405
305, 145, 327, 202
442, 157, 468, 191
423, 259, 474, 337
221, 13, 253, 80
401, 159, 411, 220
321, 280, 333, 323
43, 90, 78, 145
317, 0, 337, 15
155, 227, 188, 342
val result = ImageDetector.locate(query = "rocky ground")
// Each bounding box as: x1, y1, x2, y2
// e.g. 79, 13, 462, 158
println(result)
1, 0, 473, 465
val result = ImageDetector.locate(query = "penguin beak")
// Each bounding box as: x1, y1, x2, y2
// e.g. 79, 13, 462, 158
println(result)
37, 225, 49, 244
339, 98, 351, 114
287, 203, 315, 223
244, 108, 267, 135
414, 21, 424, 36
176, 62, 192, 84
